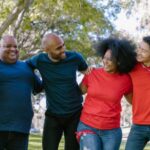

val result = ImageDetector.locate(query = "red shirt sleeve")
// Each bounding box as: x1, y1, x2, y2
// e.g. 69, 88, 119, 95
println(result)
124, 75, 133, 95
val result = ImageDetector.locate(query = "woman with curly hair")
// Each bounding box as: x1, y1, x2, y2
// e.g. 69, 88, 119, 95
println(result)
76, 38, 137, 150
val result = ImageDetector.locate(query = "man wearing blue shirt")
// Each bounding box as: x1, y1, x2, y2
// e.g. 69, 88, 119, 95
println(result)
0, 35, 42, 150
27, 33, 88, 150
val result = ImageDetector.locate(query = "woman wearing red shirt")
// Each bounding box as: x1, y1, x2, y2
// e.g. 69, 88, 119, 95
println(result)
76, 38, 137, 150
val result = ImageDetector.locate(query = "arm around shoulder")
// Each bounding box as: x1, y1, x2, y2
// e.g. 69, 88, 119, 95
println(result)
26, 54, 40, 69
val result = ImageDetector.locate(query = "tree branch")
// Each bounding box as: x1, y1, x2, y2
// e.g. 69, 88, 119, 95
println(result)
0, 0, 34, 36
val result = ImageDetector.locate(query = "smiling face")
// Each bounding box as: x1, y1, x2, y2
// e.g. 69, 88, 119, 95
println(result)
42, 33, 66, 61
136, 40, 150, 65
0, 36, 19, 64
102, 49, 117, 73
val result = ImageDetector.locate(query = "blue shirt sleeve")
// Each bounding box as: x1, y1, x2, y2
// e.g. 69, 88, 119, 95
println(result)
32, 73, 43, 95
76, 52, 88, 71
26, 54, 40, 69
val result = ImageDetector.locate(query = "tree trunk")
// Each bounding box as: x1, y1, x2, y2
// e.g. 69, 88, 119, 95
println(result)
0, 0, 34, 37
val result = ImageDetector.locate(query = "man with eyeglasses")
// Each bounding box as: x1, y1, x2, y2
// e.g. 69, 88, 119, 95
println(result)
27, 33, 88, 150
125, 36, 150, 150
0, 35, 42, 150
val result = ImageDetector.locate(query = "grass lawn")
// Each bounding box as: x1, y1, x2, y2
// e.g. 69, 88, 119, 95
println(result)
29, 134, 150, 150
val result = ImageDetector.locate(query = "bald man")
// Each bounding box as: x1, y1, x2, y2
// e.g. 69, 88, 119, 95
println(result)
27, 33, 88, 150
0, 35, 42, 150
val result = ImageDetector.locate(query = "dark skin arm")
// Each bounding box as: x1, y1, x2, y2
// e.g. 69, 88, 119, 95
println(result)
79, 82, 88, 95
79, 67, 92, 94
124, 92, 133, 104
80, 67, 93, 74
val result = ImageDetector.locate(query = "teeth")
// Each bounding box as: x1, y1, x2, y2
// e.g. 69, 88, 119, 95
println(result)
9, 53, 17, 57
10, 52, 16, 54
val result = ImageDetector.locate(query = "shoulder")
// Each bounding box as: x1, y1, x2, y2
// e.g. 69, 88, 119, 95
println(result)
12, 61, 33, 73
129, 63, 141, 75
32, 52, 47, 60
19, 61, 32, 69
66, 51, 83, 58
64, 51, 85, 63
119, 73, 132, 83
17, 60, 27, 66
86, 67, 103, 77
27, 53, 48, 64
92, 67, 107, 74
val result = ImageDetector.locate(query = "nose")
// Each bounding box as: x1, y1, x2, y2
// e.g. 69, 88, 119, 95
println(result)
9, 46, 18, 54
60, 47, 65, 53
136, 48, 142, 54
61, 48, 65, 52
103, 57, 109, 62
10, 46, 17, 51
10, 48, 16, 51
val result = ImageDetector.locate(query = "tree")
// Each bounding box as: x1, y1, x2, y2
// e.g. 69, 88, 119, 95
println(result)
0, 0, 33, 36
0, 0, 122, 59
118, 0, 150, 39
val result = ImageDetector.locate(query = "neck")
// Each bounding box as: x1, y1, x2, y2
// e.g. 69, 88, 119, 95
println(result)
48, 54, 59, 62
104, 69, 118, 74
143, 62, 150, 67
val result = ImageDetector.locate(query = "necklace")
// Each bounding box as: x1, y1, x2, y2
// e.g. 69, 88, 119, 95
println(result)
141, 63, 150, 72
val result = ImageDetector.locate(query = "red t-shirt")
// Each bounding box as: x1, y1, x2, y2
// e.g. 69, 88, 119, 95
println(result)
80, 68, 132, 129
130, 63, 150, 124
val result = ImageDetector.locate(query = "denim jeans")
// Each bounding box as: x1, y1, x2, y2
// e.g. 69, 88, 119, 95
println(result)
0, 131, 29, 150
125, 124, 150, 150
42, 110, 81, 150
77, 121, 122, 150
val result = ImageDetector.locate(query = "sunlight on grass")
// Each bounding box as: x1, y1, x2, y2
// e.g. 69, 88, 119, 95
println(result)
28, 134, 64, 150
29, 134, 150, 150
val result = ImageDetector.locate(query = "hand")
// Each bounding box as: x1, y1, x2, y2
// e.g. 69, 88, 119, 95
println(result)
82, 67, 93, 75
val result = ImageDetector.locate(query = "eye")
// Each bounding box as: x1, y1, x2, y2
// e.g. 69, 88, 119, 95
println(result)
56, 43, 65, 50
4, 45, 12, 48
4, 45, 17, 48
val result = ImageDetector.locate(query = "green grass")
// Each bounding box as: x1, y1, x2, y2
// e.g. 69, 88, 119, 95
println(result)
28, 134, 64, 150
29, 134, 150, 150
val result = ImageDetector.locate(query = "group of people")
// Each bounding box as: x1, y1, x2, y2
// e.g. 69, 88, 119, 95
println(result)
0, 33, 150, 150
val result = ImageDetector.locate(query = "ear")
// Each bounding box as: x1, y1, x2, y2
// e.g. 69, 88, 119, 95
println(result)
44, 46, 51, 53
45, 50, 48, 53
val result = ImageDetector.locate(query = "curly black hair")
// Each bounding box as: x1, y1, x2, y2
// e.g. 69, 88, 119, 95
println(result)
95, 38, 137, 73
143, 36, 150, 47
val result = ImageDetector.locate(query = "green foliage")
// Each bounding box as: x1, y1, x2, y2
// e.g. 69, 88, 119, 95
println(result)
0, 0, 122, 59
0, 1, 15, 22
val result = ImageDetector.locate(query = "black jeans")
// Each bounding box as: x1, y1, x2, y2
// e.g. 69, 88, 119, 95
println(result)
42, 110, 81, 150
0, 131, 29, 150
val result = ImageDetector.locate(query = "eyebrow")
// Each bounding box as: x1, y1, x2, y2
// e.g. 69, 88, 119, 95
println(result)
56, 43, 65, 50
138, 45, 149, 51
3, 44, 17, 48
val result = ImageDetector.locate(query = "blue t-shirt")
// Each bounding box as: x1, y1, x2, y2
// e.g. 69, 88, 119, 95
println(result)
0, 60, 42, 133
27, 51, 88, 116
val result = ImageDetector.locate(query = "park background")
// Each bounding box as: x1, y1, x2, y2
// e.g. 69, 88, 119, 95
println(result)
0, 0, 150, 149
